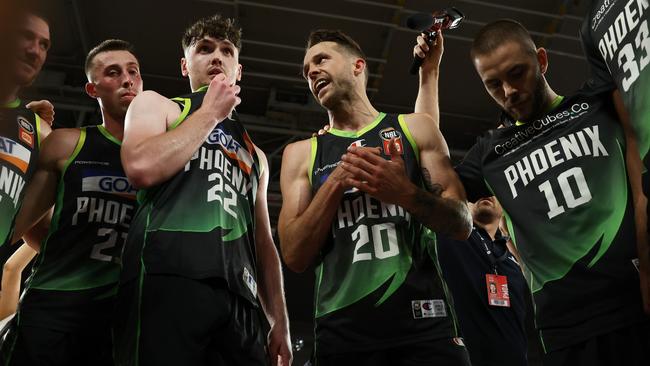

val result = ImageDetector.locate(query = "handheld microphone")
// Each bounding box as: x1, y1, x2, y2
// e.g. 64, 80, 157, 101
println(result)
407, 7, 464, 74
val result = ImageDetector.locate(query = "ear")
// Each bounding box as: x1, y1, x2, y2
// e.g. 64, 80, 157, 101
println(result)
85, 82, 97, 98
236, 63, 242, 82
536, 47, 548, 74
181, 57, 189, 77
353, 58, 366, 78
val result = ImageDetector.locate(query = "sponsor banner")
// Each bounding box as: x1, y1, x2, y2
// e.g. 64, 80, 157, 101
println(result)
0, 136, 31, 173
81, 169, 136, 199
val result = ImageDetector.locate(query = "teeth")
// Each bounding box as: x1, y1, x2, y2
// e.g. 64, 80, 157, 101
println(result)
315, 79, 327, 91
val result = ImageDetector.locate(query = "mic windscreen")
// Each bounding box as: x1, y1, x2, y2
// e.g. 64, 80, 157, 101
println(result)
406, 13, 434, 30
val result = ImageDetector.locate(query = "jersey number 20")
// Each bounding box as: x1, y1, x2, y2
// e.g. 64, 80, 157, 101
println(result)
351, 223, 399, 263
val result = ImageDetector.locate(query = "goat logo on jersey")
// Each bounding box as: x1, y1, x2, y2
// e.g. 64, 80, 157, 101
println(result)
81, 169, 136, 199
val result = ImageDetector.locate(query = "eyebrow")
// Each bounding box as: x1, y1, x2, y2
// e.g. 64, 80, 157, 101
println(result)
302, 51, 328, 78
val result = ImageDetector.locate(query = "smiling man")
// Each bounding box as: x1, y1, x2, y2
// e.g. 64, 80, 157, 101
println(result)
278, 29, 471, 365
115, 14, 291, 366
0, 9, 52, 249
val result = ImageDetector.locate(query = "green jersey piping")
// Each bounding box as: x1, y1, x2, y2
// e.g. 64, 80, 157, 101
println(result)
515, 96, 565, 126
97, 125, 122, 146
35, 114, 42, 147
3, 98, 20, 108
29, 128, 86, 290
327, 113, 387, 138
169, 97, 192, 130
397, 114, 420, 164
308, 136, 317, 186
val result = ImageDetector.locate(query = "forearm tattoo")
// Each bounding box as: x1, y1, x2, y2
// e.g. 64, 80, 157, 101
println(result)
421, 168, 443, 195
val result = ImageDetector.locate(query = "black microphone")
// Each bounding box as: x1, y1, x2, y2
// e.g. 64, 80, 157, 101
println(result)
407, 8, 465, 75
406, 13, 434, 31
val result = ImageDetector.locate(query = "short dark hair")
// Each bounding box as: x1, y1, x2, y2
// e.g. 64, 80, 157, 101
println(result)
306, 29, 368, 81
182, 14, 242, 52
470, 19, 537, 59
20, 0, 51, 26
85, 39, 137, 76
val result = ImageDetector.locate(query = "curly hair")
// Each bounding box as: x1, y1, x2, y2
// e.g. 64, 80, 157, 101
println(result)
182, 14, 242, 51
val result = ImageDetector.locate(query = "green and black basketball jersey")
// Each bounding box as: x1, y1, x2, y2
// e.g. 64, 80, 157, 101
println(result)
456, 88, 644, 352
0, 99, 41, 246
121, 89, 261, 306
20, 125, 136, 331
310, 113, 458, 356
581, 0, 650, 161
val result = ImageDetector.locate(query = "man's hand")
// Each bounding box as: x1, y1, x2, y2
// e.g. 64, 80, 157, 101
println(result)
268, 323, 292, 366
340, 140, 415, 206
26, 99, 55, 125
413, 31, 444, 74
200, 73, 241, 122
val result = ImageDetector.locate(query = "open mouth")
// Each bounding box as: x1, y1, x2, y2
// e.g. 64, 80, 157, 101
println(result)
208, 68, 224, 77
314, 78, 330, 98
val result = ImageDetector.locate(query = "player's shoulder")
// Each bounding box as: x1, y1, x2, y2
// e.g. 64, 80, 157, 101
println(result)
40, 127, 83, 164
43, 127, 81, 146
400, 112, 436, 127
284, 138, 312, 157
132, 90, 179, 111
282, 138, 313, 171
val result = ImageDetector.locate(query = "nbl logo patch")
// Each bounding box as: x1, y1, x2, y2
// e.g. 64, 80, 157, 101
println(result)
17, 116, 34, 148
379, 127, 403, 155
81, 169, 136, 199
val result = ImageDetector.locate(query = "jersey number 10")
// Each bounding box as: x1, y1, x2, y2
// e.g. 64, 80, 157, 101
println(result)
538, 167, 592, 219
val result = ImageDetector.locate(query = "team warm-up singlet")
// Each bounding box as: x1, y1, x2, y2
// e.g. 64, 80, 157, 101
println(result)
310, 113, 459, 357
0, 100, 41, 247
1, 125, 135, 365
581, 0, 650, 162
456, 88, 645, 352
121, 88, 261, 306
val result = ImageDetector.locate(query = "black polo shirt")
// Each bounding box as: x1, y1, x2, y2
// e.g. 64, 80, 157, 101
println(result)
437, 227, 528, 366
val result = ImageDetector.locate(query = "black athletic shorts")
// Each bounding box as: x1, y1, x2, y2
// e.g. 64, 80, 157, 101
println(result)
542, 321, 650, 366
315, 337, 471, 366
113, 273, 268, 366
0, 321, 113, 366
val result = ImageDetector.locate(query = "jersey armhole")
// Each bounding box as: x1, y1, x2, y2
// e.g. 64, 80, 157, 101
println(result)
168, 97, 192, 130
397, 114, 420, 164
35, 114, 43, 148
308, 136, 317, 186
62, 128, 87, 175
254, 148, 266, 178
